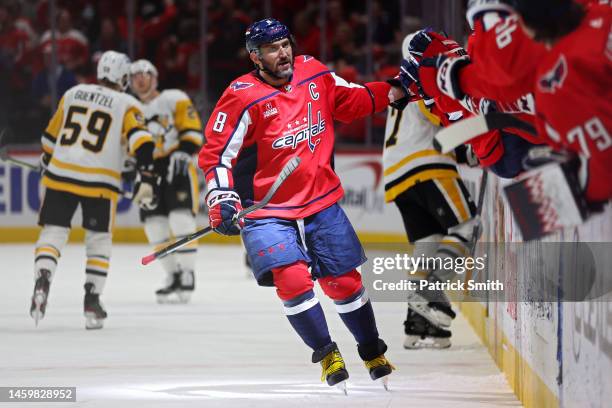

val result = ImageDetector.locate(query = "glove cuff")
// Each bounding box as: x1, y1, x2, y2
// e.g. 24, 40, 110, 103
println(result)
206, 189, 240, 208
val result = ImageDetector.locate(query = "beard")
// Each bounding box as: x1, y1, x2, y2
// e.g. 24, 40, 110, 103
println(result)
262, 58, 294, 79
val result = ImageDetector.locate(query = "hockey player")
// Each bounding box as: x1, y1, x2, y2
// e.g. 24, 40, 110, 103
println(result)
422, 0, 612, 204
129, 59, 204, 303
31, 51, 156, 329
199, 18, 403, 389
385, 33, 478, 348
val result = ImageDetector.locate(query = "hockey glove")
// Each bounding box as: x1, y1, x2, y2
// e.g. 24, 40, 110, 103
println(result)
167, 150, 192, 184
422, 54, 470, 101
133, 168, 159, 210
206, 189, 244, 235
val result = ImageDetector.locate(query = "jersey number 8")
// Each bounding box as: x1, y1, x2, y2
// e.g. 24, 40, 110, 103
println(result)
59, 106, 112, 153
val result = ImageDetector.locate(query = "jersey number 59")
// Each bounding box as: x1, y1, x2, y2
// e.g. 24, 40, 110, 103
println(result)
59, 106, 112, 153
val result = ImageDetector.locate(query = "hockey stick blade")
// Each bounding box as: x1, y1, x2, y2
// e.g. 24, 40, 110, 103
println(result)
434, 112, 537, 153
141, 156, 302, 265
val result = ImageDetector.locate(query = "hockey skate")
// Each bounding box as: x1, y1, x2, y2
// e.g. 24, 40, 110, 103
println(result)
312, 342, 349, 394
407, 283, 456, 328
364, 355, 396, 391
178, 270, 195, 303
403, 308, 451, 349
84, 283, 107, 330
30, 269, 51, 326
156, 272, 184, 303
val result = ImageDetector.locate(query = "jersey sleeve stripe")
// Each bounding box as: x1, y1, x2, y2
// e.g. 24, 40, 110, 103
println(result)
363, 84, 376, 116
41, 137, 55, 154
128, 132, 154, 154
42, 131, 57, 142
219, 110, 251, 168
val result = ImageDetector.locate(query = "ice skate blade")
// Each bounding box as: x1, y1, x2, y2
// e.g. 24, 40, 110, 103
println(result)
403, 335, 451, 349
30, 292, 46, 327
156, 292, 189, 304
85, 312, 104, 330
381, 375, 390, 391
177, 291, 192, 303
335, 380, 348, 395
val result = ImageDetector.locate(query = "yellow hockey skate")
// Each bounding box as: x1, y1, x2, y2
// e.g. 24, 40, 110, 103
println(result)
312, 342, 349, 394
364, 354, 396, 391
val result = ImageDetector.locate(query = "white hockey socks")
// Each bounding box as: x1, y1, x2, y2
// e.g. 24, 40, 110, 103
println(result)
34, 226, 70, 282
85, 231, 112, 294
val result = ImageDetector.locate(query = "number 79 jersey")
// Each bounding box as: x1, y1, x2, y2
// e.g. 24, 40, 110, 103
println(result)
41, 83, 152, 200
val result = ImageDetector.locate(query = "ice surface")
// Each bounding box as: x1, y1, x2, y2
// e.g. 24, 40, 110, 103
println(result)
0, 244, 521, 407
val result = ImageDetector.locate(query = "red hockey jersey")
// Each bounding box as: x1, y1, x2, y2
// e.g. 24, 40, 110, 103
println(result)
458, 13, 546, 103
533, 5, 612, 202
199, 55, 391, 219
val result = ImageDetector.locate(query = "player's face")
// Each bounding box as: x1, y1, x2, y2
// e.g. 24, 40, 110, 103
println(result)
257, 38, 294, 78
130, 72, 154, 96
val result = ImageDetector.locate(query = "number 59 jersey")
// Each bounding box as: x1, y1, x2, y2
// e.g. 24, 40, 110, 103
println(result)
41, 84, 152, 200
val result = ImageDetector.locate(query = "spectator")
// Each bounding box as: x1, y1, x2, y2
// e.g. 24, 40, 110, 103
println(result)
32, 43, 77, 109
40, 9, 89, 71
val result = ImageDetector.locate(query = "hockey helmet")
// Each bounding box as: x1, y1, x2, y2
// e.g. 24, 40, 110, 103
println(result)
245, 18, 292, 53
129, 59, 158, 78
97, 50, 131, 91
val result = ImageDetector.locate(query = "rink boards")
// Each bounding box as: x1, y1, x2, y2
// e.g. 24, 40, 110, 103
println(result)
458, 166, 612, 408
0, 152, 406, 243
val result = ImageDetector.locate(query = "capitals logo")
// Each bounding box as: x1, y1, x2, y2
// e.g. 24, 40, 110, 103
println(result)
230, 81, 254, 91
272, 102, 324, 153
538, 55, 567, 94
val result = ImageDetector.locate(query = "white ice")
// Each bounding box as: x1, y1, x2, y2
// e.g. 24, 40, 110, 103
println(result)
0, 244, 521, 408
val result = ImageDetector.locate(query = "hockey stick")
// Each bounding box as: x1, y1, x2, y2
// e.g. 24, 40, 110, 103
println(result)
141, 156, 302, 266
433, 112, 537, 153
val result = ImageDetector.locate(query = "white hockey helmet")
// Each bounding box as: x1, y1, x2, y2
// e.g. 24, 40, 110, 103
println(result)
129, 59, 158, 77
97, 50, 131, 90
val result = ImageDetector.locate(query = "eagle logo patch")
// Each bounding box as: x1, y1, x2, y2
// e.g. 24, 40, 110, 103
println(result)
538, 55, 568, 94
230, 81, 254, 91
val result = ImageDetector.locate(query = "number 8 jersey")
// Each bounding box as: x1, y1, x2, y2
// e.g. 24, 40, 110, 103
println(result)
41, 83, 152, 200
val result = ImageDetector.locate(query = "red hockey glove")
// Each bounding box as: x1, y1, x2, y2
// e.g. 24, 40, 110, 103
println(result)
206, 189, 244, 235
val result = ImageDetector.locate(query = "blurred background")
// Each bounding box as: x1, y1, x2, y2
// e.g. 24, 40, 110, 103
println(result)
0, 0, 467, 150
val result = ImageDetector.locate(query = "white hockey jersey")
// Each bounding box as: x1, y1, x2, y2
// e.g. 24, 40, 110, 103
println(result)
139, 89, 203, 159
383, 100, 460, 202
41, 83, 152, 199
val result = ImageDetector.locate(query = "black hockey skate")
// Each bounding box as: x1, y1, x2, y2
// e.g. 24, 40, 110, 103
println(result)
84, 283, 107, 330
156, 270, 194, 304
30, 269, 51, 326
407, 284, 456, 328
404, 308, 451, 349
359, 339, 395, 391
179, 270, 195, 303
312, 342, 349, 394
